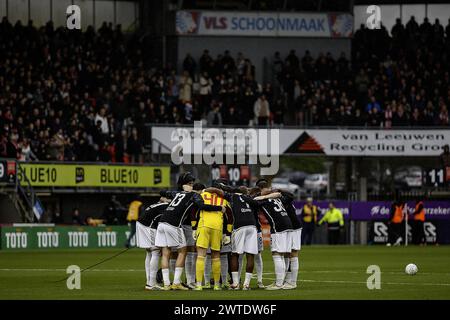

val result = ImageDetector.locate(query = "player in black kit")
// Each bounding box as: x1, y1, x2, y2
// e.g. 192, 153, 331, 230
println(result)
254, 178, 293, 290
135, 198, 169, 290
218, 184, 260, 290
277, 190, 302, 289
155, 172, 226, 290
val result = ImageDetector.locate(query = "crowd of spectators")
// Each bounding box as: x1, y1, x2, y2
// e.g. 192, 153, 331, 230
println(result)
0, 16, 449, 162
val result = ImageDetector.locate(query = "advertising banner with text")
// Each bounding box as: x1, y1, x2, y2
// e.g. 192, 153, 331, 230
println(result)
293, 201, 450, 221
0, 225, 134, 250
176, 11, 353, 38
18, 163, 170, 188
152, 126, 450, 157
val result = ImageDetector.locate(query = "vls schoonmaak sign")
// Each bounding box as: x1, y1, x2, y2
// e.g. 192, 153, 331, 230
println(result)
18, 163, 170, 188
176, 11, 353, 38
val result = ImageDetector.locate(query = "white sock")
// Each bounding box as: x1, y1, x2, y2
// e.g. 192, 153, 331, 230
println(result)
232, 271, 239, 286
185, 252, 196, 284
244, 272, 252, 287
162, 268, 170, 286
169, 258, 176, 275
174, 267, 184, 285
255, 252, 263, 283
238, 254, 244, 282
290, 257, 299, 285
149, 250, 160, 286
145, 251, 151, 285
220, 254, 229, 284
204, 255, 211, 285
285, 256, 291, 284
273, 255, 285, 286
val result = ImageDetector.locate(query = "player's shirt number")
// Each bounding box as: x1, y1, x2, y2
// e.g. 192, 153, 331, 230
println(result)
203, 193, 224, 206
169, 193, 186, 207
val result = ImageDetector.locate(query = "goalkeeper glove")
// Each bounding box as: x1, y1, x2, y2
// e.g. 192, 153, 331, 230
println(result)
222, 234, 231, 245
192, 230, 198, 241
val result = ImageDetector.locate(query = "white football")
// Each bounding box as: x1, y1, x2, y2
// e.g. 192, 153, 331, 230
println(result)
405, 263, 418, 275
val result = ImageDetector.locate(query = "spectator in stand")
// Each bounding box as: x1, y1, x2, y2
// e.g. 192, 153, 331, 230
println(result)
207, 104, 223, 126
254, 95, 270, 126
199, 71, 213, 113
410, 108, 423, 126
384, 104, 393, 129
183, 53, 196, 78
392, 104, 410, 126
18, 138, 37, 161
95, 107, 109, 135
438, 105, 449, 126
72, 208, 84, 225
366, 96, 381, 113
127, 128, 142, 163
223, 105, 240, 125
179, 71, 193, 103
1, 16, 449, 164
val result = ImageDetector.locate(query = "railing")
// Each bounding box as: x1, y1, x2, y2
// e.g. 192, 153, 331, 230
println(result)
150, 138, 173, 163
144, 123, 450, 130
15, 163, 40, 222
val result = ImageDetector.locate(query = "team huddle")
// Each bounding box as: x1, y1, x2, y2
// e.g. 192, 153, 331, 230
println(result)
135, 172, 302, 291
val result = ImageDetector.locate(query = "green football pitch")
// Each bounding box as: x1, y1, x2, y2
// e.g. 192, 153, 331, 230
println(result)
0, 246, 449, 300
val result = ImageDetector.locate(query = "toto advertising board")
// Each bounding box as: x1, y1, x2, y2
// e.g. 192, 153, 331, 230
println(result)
0, 225, 135, 250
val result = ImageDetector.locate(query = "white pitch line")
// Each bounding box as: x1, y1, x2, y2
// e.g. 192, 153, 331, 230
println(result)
1, 269, 449, 276
261, 276, 450, 287
0, 268, 143, 272
1, 269, 450, 287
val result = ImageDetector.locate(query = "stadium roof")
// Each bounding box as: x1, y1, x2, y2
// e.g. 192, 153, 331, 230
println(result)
180, 0, 352, 12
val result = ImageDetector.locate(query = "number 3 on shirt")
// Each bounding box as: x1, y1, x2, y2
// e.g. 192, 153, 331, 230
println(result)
270, 199, 284, 212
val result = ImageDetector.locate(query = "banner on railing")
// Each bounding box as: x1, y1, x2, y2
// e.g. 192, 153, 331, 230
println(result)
18, 163, 170, 188
176, 11, 353, 38
151, 126, 450, 157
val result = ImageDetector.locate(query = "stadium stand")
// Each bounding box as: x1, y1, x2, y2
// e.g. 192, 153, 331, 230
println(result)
0, 17, 449, 162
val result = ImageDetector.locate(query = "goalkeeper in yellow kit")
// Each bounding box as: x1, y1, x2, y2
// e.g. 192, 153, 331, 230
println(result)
191, 183, 233, 291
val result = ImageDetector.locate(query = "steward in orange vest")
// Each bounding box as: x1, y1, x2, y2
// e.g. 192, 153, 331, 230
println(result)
390, 202, 405, 224
412, 200, 426, 245
387, 201, 405, 246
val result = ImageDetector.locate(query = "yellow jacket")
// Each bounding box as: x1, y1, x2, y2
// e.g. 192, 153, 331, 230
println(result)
126, 200, 142, 221
318, 208, 344, 227
302, 204, 318, 223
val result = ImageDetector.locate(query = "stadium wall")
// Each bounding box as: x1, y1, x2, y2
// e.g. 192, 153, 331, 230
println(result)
177, 36, 350, 84
353, 3, 450, 35
0, 0, 138, 31
0, 195, 21, 223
